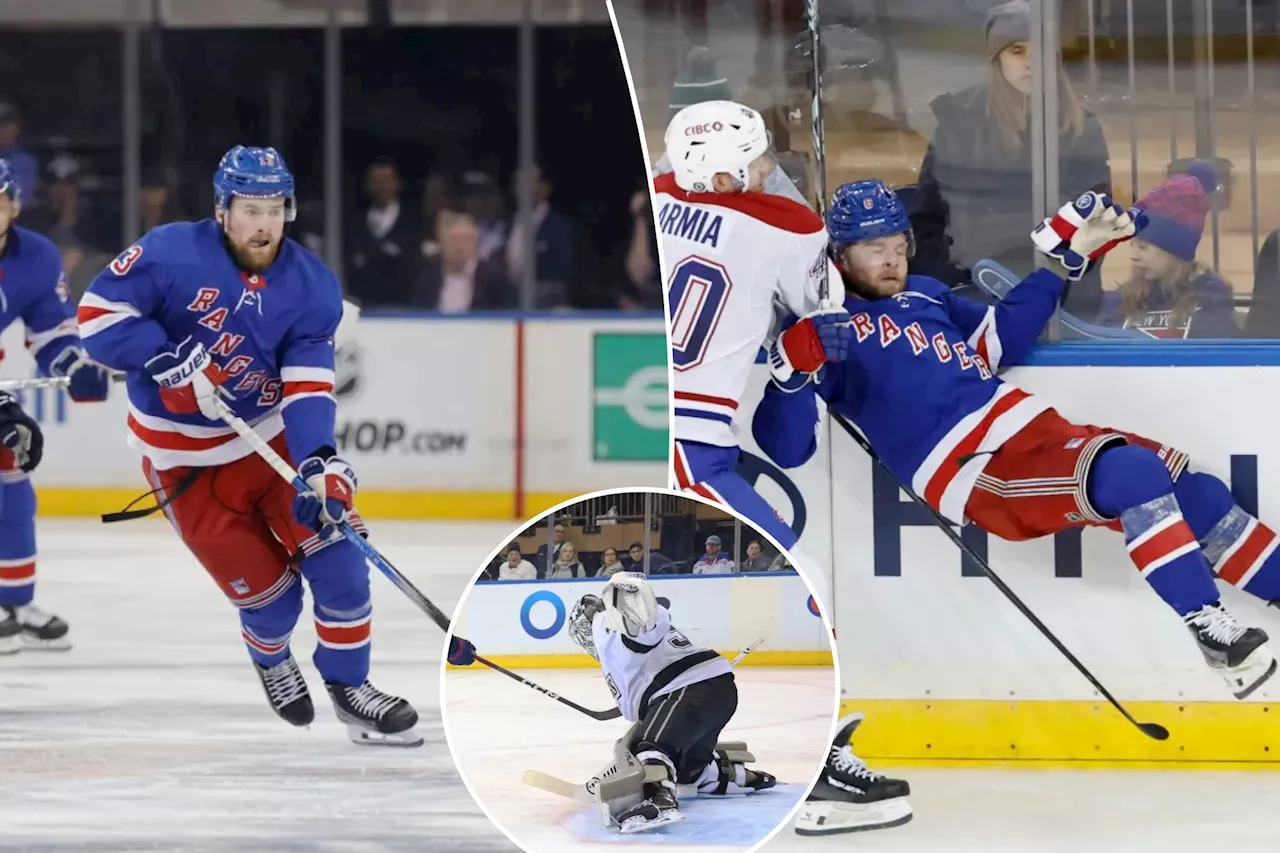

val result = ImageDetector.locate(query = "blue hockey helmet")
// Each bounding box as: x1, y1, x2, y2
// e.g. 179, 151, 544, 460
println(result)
825, 179, 914, 260
0, 158, 20, 206
213, 145, 296, 221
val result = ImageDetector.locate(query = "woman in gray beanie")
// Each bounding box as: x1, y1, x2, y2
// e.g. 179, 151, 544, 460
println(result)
911, 0, 1112, 316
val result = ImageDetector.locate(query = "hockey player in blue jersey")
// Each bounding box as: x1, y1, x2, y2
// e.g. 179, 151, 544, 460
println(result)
0, 159, 112, 653
78, 146, 421, 746
0, 389, 44, 653
755, 179, 1279, 707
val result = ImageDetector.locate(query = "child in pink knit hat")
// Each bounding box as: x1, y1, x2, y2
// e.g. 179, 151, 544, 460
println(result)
1098, 161, 1238, 338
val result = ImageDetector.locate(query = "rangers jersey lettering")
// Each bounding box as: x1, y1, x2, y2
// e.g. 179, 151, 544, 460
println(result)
78, 219, 342, 470
656, 172, 835, 447
754, 270, 1069, 524
592, 604, 731, 723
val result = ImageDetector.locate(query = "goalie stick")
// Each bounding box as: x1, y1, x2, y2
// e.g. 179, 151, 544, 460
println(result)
215, 397, 628, 721
830, 412, 1170, 741
522, 638, 765, 802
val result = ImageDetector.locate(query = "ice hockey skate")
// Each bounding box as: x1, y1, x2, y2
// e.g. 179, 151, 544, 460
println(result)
253, 655, 314, 727
0, 603, 71, 652
616, 781, 684, 834
794, 713, 912, 836
1183, 603, 1277, 699
325, 679, 423, 747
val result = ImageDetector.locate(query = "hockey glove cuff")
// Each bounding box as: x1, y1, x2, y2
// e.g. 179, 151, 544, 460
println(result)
448, 636, 477, 666
292, 454, 358, 532
146, 336, 232, 420
1031, 191, 1144, 282
769, 308, 851, 387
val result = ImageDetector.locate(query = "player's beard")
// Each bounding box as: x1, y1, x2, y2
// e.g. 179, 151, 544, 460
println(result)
841, 268, 904, 301
229, 233, 281, 273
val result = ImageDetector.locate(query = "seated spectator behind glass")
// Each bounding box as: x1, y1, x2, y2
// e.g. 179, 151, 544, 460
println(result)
499, 546, 537, 580
913, 0, 1110, 309
624, 541, 675, 574
739, 540, 773, 573
1097, 164, 1236, 339
693, 535, 735, 574
460, 171, 508, 264
506, 163, 573, 308
769, 552, 793, 572
346, 158, 422, 308
548, 541, 586, 579
411, 212, 512, 312
598, 546, 627, 578
140, 166, 184, 231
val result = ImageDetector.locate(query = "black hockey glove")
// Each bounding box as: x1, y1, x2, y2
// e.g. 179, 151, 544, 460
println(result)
0, 391, 43, 473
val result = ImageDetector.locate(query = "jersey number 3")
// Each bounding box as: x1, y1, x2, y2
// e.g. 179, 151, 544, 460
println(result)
668, 256, 732, 371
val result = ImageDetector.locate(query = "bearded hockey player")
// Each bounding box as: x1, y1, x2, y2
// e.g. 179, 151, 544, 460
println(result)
0, 158, 111, 652
566, 572, 776, 833
659, 100, 850, 550
0, 389, 45, 654
77, 146, 421, 746
754, 179, 1277, 700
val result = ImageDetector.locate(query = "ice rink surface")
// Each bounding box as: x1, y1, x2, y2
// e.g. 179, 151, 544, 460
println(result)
0, 518, 521, 853
760, 766, 1280, 853
443, 665, 837, 853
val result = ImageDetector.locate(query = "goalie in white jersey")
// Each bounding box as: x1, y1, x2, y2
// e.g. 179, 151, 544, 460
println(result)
657, 100, 852, 550
567, 572, 776, 834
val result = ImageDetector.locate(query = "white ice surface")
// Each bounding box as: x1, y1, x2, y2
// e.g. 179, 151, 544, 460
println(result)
759, 766, 1280, 853
0, 518, 520, 853
443, 665, 837, 853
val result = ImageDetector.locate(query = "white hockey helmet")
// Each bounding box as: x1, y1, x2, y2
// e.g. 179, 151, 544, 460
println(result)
603, 571, 659, 637
664, 100, 772, 194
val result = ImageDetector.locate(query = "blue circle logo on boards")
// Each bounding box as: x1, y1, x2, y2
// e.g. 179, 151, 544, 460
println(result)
807, 595, 821, 618
520, 590, 566, 640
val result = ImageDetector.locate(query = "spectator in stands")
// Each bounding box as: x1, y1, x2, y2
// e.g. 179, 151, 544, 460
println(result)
536, 523, 568, 571
1096, 163, 1237, 339
739, 540, 773, 573
0, 103, 37, 209
345, 158, 422, 308
912, 0, 1111, 314
499, 546, 536, 580
624, 541, 675, 574
140, 166, 184, 231
598, 546, 626, 578
410, 211, 512, 312
506, 163, 573, 308
620, 184, 660, 310
460, 171, 508, 265
769, 552, 793, 572
693, 535, 735, 574
548, 542, 586, 579
25, 153, 85, 248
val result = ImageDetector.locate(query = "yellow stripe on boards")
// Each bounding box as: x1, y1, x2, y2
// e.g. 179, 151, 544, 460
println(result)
839, 698, 1280, 767
34, 488, 585, 520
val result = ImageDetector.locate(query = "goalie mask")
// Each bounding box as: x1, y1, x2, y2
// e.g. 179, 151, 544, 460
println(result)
603, 572, 659, 637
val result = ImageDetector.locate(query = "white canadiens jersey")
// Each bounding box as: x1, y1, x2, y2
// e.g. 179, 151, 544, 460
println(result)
654, 171, 835, 447
592, 605, 731, 723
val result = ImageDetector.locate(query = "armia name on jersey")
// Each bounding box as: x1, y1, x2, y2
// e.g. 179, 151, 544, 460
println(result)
656, 201, 723, 249
850, 311, 994, 380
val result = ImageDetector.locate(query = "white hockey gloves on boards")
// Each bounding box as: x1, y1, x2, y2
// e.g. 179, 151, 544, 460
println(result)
1031, 190, 1147, 281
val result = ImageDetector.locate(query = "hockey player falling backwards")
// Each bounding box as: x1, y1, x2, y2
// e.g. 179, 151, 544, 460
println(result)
566, 572, 777, 834
754, 178, 1278, 701
77, 146, 420, 746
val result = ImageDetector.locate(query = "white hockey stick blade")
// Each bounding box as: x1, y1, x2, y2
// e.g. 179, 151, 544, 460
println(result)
523, 770, 595, 804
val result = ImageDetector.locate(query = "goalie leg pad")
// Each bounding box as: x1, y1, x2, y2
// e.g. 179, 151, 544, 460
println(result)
691, 744, 777, 796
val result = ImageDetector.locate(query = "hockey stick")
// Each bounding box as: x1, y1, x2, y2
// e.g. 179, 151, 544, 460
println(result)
215, 398, 625, 721
521, 637, 766, 801
0, 373, 126, 392
830, 412, 1171, 741
806, 0, 831, 306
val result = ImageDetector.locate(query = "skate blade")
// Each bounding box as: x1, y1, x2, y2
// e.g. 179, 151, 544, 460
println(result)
793, 796, 913, 836
618, 811, 684, 835
19, 635, 70, 651
345, 723, 424, 748
0, 637, 20, 655
1228, 648, 1278, 700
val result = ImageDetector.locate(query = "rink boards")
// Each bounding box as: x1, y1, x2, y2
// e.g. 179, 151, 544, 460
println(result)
0, 313, 669, 522
738, 347, 1280, 766
448, 572, 834, 668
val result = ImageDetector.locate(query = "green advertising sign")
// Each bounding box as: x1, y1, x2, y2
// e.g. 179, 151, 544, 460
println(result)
592, 332, 669, 461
